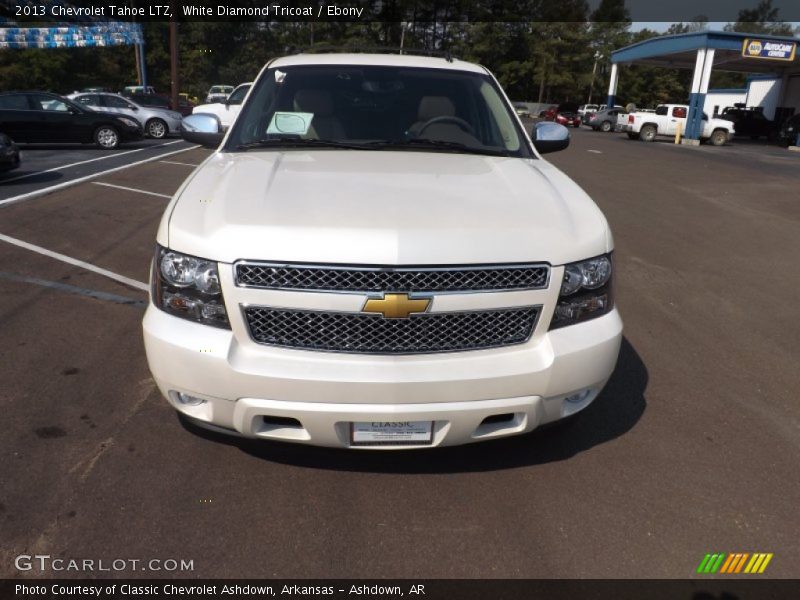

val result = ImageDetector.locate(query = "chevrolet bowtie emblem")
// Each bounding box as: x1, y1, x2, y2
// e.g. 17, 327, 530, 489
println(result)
362, 293, 431, 319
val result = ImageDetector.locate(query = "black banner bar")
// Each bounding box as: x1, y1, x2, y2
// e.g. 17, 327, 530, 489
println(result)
3, 0, 800, 23
2, 580, 800, 600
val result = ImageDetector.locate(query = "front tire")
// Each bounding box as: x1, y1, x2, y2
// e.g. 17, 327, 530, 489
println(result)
600, 120, 612, 132
639, 124, 657, 142
710, 129, 728, 146
146, 118, 168, 139
94, 126, 120, 149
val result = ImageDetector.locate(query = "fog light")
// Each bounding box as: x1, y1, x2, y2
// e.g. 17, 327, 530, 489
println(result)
566, 389, 592, 404
562, 388, 596, 418
172, 391, 207, 406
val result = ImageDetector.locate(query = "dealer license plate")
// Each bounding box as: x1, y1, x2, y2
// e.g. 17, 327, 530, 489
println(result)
350, 421, 434, 446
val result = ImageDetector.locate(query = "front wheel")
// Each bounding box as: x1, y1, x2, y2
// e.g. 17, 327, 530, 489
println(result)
600, 120, 612, 132
639, 125, 657, 142
710, 129, 728, 146
94, 126, 120, 149
146, 118, 168, 139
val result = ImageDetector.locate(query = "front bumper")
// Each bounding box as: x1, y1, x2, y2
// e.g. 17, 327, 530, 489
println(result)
120, 125, 144, 141
143, 305, 622, 449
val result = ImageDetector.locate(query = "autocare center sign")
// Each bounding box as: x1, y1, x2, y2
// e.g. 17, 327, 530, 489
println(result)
742, 38, 797, 61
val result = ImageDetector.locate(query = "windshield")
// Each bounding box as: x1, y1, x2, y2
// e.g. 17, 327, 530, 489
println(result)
225, 65, 532, 158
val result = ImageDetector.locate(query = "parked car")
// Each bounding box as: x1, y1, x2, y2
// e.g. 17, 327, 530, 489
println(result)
123, 85, 157, 96
538, 105, 557, 118
69, 92, 182, 139
544, 103, 581, 128
513, 103, 531, 119
588, 108, 627, 132
148, 52, 622, 449
718, 107, 776, 140
205, 85, 234, 104
557, 103, 581, 127
190, 82, 252, 131
125, 92, 169, 109
556, 112, 581, 128
624, 104, 734, 146
0, 91, 143, 149
0, 132, 20, 172
777, 113, 800, 147
578, 104, 598, 116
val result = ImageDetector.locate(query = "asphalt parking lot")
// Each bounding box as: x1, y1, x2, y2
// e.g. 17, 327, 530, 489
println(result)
1, 129, 799, 579
0, 138, 197, 203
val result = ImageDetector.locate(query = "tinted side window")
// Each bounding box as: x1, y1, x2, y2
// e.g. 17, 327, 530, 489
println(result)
75, 95, 100, 107
103, 95, 133, 109
30, 95, 70, 111
655, 106, 668, 116
0, 94, 30, 110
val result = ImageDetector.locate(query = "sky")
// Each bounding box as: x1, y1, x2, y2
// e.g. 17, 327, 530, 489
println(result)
631, 21, 800, 33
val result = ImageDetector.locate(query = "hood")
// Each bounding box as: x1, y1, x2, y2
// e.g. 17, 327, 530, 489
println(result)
163, 150, 611, 266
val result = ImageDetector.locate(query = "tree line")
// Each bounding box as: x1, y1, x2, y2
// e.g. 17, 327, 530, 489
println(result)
0, 0, 795, 108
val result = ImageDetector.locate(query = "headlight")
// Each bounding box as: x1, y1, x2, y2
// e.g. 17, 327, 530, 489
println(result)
550, 254, 614, 330
152, 246, 229, 328
118, 117, 139, 128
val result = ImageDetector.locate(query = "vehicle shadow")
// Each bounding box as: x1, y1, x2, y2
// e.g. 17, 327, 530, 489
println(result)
180, 336, 647, 473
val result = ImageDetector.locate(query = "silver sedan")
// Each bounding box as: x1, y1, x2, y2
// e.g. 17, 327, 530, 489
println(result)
67, 92, 182, 139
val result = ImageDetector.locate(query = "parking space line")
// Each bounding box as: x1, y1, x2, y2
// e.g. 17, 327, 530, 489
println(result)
92, 182, 172, 199
587, 149, 603, 154
0, 232, 149, 292
0, 271, 147, 307
2, 140, 184, 184
0, 144, 200, 208
160, 160, 200, 167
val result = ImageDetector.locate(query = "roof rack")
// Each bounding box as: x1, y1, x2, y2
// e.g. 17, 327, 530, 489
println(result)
286, 45, 455, 62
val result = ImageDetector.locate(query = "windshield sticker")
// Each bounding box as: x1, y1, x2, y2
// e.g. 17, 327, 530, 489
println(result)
274, 70, 287, 83
266, 112, 314, 136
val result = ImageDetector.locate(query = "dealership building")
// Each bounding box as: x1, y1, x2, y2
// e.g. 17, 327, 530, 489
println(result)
608, 30, 799, 142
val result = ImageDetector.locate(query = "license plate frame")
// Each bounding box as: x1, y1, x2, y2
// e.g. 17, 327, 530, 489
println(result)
349, 420, 434, 447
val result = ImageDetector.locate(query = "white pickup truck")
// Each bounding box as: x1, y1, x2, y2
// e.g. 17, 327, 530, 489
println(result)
624, 104, 734, 146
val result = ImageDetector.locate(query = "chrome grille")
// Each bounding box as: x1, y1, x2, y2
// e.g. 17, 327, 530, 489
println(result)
243, 306, 539, 354
235, 262, 549, 293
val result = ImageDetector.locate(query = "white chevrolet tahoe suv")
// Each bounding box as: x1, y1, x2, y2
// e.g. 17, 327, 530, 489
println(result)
143, 53, 623, 449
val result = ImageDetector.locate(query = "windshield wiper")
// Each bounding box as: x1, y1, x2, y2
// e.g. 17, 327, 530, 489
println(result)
362, 139, 512, 157
235, 138, 368, 151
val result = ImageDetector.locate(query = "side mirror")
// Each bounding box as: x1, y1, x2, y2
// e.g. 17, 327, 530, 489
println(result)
180, 113, 224, 147
532, 121, 570, 154
129, 105, 139, 111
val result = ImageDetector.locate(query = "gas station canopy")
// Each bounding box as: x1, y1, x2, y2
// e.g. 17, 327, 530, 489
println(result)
607, 30, 799, 141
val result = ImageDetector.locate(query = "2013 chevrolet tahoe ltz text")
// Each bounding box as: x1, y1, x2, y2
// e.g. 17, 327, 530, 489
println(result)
142, 52, 622, 449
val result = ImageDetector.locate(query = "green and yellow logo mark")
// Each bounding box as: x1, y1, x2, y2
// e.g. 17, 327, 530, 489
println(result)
697, 553, 773, 574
